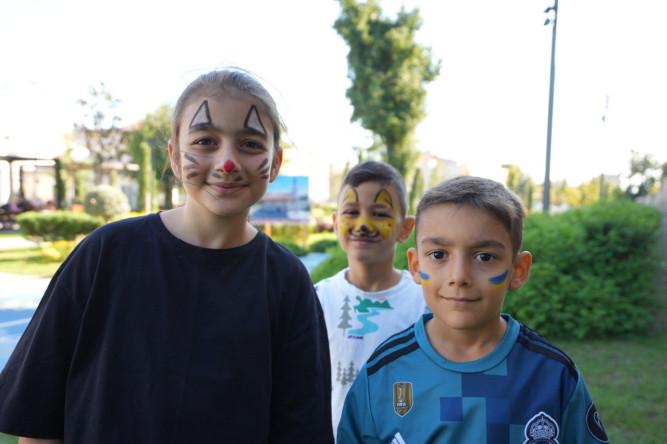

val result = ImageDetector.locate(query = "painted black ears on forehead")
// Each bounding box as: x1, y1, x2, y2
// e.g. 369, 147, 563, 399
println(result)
244, 105, 267, 137
189, 100, 212, 128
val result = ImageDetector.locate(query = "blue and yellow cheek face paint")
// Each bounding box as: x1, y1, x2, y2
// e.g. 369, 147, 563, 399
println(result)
419, 270, 430, 286
488, 270, 509, 289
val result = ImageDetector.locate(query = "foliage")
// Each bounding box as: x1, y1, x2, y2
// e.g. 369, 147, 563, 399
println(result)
275, 238, 308, 257
84, 185, 131, 221
334, 0, 440, 177
74, 82, 127, 184
127, 105, 175, 208
130, 140, 152, 212
408, 168, 423, 215
507, 199, 663, 339
626, 150, 663, 200
308, 238, 339, 253
503, 164, 535, 211
16, 211, 103, 242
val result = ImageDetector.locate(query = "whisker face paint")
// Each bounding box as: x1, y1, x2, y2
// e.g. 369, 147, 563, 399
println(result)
189, 100, 212, 129
244, 105, 267, 137
256, 158, 271, 179
489, 270, 509, 289
419, 270, 430, 286
184, 152, 200, 165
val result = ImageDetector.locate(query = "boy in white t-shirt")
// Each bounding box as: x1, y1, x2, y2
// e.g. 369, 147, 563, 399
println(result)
315, 161, 427, 438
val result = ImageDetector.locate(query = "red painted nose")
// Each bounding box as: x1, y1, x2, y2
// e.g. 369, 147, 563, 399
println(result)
223, 160, 236, 173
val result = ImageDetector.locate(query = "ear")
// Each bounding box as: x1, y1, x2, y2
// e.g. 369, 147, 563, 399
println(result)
407, 247, 422, 285
509, 251, 532, 290
268, 146, 283, 183
396, 215, 415, 243
168, 139, 182, 181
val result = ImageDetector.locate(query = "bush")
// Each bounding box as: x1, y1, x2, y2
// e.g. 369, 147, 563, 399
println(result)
308, 238, 339, 253
16, 211, 103, 242
276, 239, 308, 257
506, 199, 663, 339
84, 185, 131, 221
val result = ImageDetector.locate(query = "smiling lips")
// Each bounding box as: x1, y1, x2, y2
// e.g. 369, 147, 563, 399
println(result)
208, 181, 245, 195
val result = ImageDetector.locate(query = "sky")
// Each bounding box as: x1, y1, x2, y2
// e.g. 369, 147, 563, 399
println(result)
1, 0, 666, 201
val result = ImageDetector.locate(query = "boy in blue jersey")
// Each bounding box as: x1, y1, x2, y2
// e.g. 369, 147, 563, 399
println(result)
338, 176, 609, 443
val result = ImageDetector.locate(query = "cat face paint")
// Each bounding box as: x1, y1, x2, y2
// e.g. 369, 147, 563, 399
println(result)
243, 105, 267, 137
488, 269, 509, 289
337, 186, 396, 239
189, 100, 212, 129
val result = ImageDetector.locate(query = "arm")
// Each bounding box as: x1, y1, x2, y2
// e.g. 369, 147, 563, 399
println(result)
560, 373, 610, 443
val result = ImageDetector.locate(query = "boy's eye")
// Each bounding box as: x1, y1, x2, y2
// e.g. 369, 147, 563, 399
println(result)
476, 252, 495, 262
428, 250, 446, 260
373, 212, 390, 218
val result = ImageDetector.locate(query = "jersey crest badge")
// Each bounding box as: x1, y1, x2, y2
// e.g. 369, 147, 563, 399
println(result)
585, 403, 609, 443
524, 411, 559, 443
393, 382, 413, 416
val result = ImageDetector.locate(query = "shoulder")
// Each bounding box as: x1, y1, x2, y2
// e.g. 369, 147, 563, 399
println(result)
263, 234, 308, 272
313, 268, 347, 292
514, 320, 578, 381
364, 321, 420, 377
83, 213, 157, 245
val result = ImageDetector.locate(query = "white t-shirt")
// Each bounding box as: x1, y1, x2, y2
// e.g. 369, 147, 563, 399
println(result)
315, 268, 427, 438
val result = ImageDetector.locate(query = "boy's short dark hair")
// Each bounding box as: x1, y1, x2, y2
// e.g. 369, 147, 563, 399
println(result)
339, 161, 408, 217
416, 176, 525, 256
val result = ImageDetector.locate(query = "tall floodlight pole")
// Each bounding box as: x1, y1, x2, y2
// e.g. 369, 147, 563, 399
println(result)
543, 0, 558, 213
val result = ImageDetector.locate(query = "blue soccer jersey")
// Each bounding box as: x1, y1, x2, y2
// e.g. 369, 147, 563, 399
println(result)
338, 313, 609, 443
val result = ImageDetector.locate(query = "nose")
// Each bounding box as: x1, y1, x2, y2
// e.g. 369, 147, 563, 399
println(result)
448, 258, 471, 287
353, 216, 374, 234
214, 144, 239, 174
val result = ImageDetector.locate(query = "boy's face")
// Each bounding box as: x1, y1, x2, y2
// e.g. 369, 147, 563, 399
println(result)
333, 181, 414, 267
407, 203, 530, 336
169, 92, 282, 219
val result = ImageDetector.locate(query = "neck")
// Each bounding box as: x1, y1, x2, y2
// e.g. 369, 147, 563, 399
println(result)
346, 258, 402, 292
425, 315, 507, 363
161, 204, 257, 249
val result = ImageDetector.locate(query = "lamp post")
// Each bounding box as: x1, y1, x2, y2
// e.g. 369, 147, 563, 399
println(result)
543, 0, 558, 213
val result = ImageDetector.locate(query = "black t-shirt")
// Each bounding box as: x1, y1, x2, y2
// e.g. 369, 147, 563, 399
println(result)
0, 213, 333, 443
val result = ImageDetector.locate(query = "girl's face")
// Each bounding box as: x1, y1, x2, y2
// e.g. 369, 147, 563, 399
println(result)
169, 92, 282, 220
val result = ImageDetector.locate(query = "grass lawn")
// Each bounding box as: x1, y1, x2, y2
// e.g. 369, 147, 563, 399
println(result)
555, 331, 666, 443
0, 247, 62, 277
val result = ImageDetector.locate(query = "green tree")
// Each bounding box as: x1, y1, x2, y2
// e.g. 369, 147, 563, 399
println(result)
626, 151, 662, 200
503, 164, 535, 211
128, 105, 175, 209
408, 167, 423, 215
334, 0, 440, 177
74, 83, 127, 184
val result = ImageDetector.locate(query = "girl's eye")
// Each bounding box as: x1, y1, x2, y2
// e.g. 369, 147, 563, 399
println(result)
194, 138, 215, 146
476, 252, 495, 262
428, 250, 446, 260
241, 140, 264, 150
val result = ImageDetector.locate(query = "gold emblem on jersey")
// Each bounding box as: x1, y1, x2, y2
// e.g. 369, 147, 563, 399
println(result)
393, 382, 413, 416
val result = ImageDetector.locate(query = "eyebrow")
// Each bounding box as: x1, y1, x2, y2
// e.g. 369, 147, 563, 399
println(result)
186, 124, 268, 141
420, 237, 507, 250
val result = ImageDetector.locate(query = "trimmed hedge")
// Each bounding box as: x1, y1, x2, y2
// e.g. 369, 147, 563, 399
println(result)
84, 185, 131, 221
507, 200, 663, 339
309, 200, 663, 339
16, 211, 103, 242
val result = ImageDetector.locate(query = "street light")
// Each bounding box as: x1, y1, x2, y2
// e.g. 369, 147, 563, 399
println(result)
543, 0, 558, 213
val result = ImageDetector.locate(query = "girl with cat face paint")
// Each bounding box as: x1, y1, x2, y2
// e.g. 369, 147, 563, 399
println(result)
0, 69, 334, 444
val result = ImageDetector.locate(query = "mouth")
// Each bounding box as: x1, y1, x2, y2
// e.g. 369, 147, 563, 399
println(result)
443, 297, 480, 306
349, 234, 380, 244
207, 182, 246, 195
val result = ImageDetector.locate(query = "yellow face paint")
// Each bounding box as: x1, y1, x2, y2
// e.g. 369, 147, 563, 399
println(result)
338, 186, 396, 239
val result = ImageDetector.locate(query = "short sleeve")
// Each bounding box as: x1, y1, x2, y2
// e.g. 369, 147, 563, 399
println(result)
560, 372, 610, 443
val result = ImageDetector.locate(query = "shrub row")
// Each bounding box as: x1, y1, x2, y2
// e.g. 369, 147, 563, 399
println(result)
309, 200, 663, 339
16, 211, 103, 242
